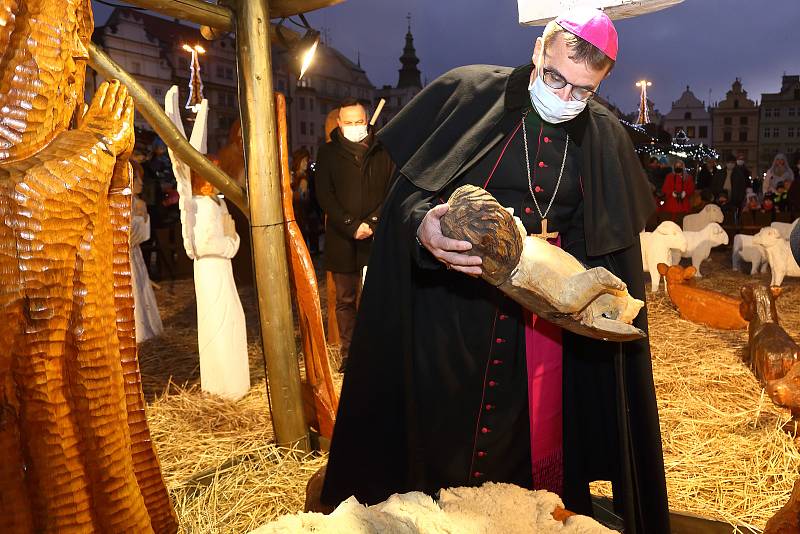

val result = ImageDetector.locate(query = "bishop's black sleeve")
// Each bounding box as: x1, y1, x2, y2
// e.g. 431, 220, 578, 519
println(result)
391, 175, 443, 271
315, 146, 359, 238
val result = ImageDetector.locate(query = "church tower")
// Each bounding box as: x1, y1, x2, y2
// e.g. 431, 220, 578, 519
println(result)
397, 14, 422, 89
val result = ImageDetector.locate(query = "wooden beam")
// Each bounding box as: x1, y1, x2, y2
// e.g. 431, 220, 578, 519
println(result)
234, 0, 309, 450
122, 0, 345, 32
268, 0, 345, 18
122, 0, 232, 31
88, 43, 249, 218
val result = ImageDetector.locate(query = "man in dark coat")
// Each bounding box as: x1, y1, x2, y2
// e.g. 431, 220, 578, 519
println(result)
315, 98, 395, 370
322, 8, 669, 533
713, 154, 749, 214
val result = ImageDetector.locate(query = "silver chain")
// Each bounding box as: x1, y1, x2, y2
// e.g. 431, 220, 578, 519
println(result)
522, 110, 569, 221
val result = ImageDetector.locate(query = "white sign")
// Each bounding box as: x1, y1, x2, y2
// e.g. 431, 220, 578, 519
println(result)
518, 0, 684, 26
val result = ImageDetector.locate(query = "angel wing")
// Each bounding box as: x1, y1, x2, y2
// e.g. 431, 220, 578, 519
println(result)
164, 85, 208, 260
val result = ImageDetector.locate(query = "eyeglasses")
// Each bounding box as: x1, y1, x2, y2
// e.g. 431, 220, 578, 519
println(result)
540, 66, 598, 102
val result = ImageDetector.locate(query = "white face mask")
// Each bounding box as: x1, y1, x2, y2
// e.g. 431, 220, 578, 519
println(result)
736, 159, 745, 166
342, 124, 368, 143
528, 70, 587, 124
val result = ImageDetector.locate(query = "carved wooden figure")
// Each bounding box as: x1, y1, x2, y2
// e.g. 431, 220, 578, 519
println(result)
670, 222, 728, 277
658, 264, 748, 330
764, 478, 800, 534
277, 93, 338, 437
682, 203, 723, 232
732, 233, 768, 275
753, 227, 800, 287
740, 284, 799, 384
640, 220, 688, 292
767, 361, 800, 435
440, 185, 645, 341
0, 0, 176, 531
165, 88, 250, 401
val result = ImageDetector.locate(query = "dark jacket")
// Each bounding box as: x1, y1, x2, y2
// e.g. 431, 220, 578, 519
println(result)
315, 129, 395, 273
712, 166, 749, 206
322, 64, 670, 534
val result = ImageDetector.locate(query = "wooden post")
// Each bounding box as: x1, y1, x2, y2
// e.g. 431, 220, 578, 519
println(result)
234, 0, 309, 450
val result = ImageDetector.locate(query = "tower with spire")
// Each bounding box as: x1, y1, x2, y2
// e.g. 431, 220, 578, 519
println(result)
375, 14, 425, 128
397, 14, 422, 89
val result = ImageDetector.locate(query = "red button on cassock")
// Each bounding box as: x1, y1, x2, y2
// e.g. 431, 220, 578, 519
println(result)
499, 314, 509, 320
496, 338, 505, 344
477, 451, 486, 457
524, 207, 532, 214
489, 381, 497, 387
535, 186, 543, 193
538, 161, 546, 168
485, 404, 494, 410
544, 136, 551, 143
474, 471, 483, 478
493, 359, 502, 365
481, 427, 490, 434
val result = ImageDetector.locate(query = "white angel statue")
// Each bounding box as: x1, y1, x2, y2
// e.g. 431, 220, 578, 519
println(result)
164, 86, 250, 400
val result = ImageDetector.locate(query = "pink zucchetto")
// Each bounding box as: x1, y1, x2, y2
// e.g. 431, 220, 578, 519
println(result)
555, 7, 618, 61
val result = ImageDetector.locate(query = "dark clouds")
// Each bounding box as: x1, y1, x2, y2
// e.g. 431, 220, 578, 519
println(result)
93, 0, 799, 114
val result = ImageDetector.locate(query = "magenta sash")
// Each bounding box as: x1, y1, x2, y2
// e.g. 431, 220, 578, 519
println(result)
524, 238, 564, 496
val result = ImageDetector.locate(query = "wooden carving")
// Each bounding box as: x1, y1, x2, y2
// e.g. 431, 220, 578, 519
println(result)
767, 361, 800, 434
277, 92, 338, 438
0, 0, 177, 532
740, 284, 799, 384
764, 478, 800, 533
440, 185, 645, 342
657, 263, 747, 330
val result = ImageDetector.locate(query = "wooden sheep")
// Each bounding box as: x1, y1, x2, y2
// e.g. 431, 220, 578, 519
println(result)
740, 284, 798, 383
732, 233, 768, 275
641, 221, 688, 293
771, 218, 799, 240
657, 264, 747, 330
670, 222, 729, 277
753, 227, 800, 286
682, 203, 724, 232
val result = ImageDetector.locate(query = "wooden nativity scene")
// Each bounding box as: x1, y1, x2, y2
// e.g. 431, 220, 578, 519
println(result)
1, 0, 800, 532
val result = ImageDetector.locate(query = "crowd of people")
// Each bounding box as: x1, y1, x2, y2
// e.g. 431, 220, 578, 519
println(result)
645, 152, 800, 224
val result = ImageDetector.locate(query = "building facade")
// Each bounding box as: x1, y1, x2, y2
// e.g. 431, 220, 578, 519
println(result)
758, 74, 800, 172
710, 78, 759, 171
90, 9, 239, 153
662, 86, 713, 146
273, 39, 376, 158
90, 8, 378, 159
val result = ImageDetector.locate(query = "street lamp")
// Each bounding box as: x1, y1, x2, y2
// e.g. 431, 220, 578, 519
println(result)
276, 14, 321, 80
635, 79, 652, 125
182, 43, 206, 113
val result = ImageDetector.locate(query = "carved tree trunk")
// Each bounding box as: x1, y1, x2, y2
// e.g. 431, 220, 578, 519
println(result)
276, 93, 338, 438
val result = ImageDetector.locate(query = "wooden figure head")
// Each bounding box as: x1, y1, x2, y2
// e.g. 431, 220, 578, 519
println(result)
740, 284, 780, 324
657, 263, 695, 284
440, 185, 523, 286
0, 0, 94, 163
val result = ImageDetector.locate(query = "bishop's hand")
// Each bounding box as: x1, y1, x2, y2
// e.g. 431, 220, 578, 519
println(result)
417, 203, 482, 275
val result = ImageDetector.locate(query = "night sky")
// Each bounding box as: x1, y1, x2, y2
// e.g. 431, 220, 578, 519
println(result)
92, 0, 798, 114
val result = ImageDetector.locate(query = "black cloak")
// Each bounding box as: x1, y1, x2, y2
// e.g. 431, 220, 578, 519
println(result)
321, 64, 670, 534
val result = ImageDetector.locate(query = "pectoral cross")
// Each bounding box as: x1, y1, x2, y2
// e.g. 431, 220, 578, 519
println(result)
532, 218, 558, 240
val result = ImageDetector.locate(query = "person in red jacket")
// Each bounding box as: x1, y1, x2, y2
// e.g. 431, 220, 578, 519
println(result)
661, 160, 695, 217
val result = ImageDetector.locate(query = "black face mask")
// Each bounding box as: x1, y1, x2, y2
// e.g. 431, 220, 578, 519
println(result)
675, 167, 684, 173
